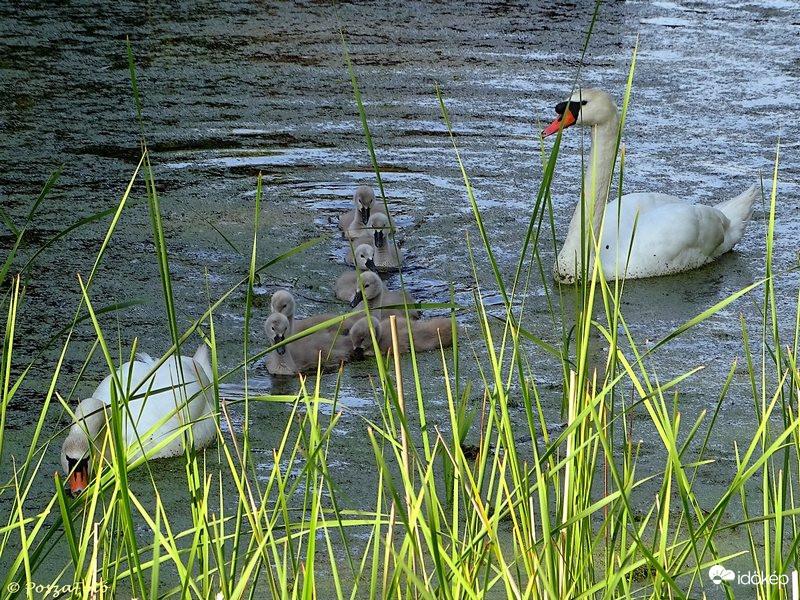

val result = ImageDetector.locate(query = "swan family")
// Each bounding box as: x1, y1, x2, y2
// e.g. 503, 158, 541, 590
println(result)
264, 188, 452, 377
61, 185, 454, 494
61, 87, 759, 493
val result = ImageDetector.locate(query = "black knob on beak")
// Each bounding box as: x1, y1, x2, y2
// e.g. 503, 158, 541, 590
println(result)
274, 334, 286, 355
351, 290, 364, 308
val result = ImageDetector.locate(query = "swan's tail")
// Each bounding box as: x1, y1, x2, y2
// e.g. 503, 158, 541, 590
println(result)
714, 184, 759, 253
135, 352, 155, 364
192, 343, 213, 382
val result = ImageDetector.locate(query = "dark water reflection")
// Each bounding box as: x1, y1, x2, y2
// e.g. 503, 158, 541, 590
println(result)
1, 0, 799, 585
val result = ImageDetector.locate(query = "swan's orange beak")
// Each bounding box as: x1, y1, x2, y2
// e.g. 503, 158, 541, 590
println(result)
68, 464, 89, 496
542, 111, 576, 137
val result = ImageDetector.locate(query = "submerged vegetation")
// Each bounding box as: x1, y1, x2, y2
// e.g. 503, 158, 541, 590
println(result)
1, 21, 798, 600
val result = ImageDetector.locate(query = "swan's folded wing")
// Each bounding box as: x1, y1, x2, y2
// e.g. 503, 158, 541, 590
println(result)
616, 192, 683, 214
605, 203, 727, 278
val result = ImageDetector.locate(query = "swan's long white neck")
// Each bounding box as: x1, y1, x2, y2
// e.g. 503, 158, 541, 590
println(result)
61, 396, 108, 466
74, 397, 108, 440
556, 116, 619, 280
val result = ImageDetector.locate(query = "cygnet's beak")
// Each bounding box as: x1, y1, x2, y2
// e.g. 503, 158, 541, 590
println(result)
352, 346, 365, 361
350, 290, 364, 308
273, 334, 286, 355
365, 258, 377, 272
359, 206, 370, 225
373, 230, 385, 249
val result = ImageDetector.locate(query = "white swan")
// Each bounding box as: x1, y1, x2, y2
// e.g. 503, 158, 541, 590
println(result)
60, 344, 216, 496
338, 186, 386, 240
264, 312, 352, 375
542, 88, 758, 282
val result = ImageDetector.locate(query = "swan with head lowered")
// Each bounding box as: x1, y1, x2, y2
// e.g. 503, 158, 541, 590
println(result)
344, 241, 377, 269
542, 88, 758, 283
60, 344, 216, 496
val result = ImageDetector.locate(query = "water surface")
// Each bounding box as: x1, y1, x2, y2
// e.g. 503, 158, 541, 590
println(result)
1, 0, 798, 589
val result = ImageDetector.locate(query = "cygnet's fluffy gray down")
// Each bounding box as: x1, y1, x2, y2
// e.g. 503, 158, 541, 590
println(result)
365, 212, 402, 271
344, 271, 384, 332
338, 243, 377, 301
270, 289, 343, 334
348, 271, 420, 324
264, 312, 352, 375
338, 186, 386, 240
349, 316, 452, 358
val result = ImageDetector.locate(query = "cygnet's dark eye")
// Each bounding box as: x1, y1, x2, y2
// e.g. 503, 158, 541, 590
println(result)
581, 100, 588, 105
